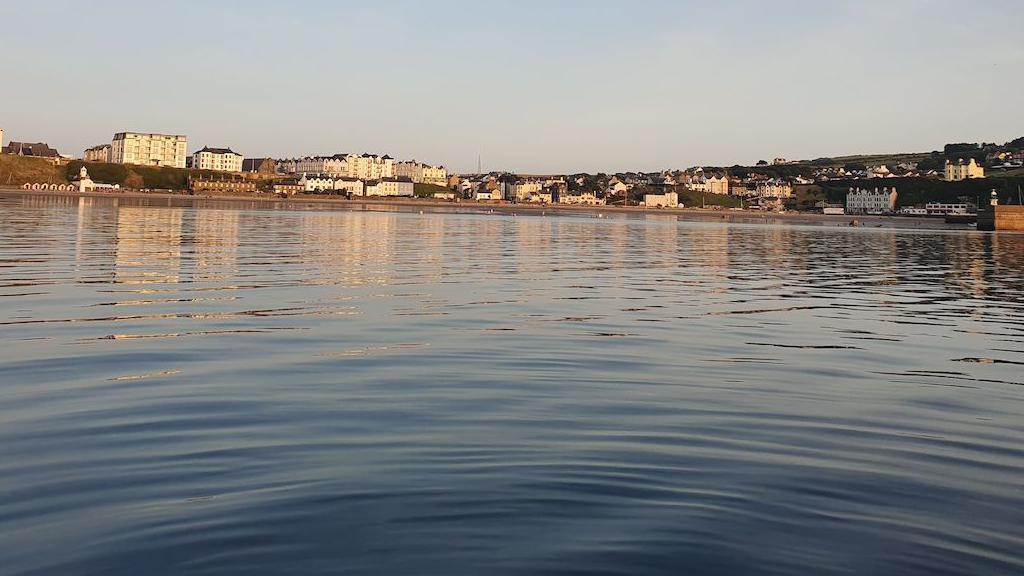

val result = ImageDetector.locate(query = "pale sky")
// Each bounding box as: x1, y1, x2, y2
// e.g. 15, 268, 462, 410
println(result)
1, 0, 1021, 174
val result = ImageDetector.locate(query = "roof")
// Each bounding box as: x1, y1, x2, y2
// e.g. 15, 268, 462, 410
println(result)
195, 146, 241, 156
242, 158, 274, 170
2, 142, 60, 157
114, 132, 186, 139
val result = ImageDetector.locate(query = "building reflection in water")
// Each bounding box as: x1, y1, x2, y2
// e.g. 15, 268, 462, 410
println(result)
115, 206, 184, 285
38, 193, 1022, 310
192, 209, 239, 282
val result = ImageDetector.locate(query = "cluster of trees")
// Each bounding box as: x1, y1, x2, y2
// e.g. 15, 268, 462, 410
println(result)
567, 173, 604, 194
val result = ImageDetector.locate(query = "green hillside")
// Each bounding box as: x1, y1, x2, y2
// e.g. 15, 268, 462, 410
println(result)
0, 155, 67, 186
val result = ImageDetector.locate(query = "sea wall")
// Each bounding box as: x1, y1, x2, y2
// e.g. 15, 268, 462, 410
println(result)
979, 205, 1024, 231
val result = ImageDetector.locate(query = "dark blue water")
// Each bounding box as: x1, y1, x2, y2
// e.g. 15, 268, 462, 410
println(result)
1, 192, 1023, 575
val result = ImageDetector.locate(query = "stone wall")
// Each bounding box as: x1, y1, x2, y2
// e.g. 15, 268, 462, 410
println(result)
979, 206, 1024, 231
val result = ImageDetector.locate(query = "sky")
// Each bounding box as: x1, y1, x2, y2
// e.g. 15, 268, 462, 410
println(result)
1, 0, 1022, 174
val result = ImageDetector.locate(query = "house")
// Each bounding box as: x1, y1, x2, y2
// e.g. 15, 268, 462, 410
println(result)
191, 147, 243, 172
867, 165, 893, 178
945, 158, 984, 181
2, 141, 61, 158
846, 187, 897, 215
475, 188, 503, 201
243, 158, 277, 174
295, 155, 347, 175
730, 182, 751, 196
526, 190, 553, 204
395, 161, 448, 185
605, 179, 630, 196
505, 179, 544, 202
298, 174, 339, 193
754, 180, 793, 198
643, 191, 679, 208
84, 144, 111, 162
373, 177, 415, 197
334, 177, 364, 196
706, 174, 730, 195
559, 191, 605, 205
276, 159, 298, 174
189, 175, 257, 194
272, 180, 302, 195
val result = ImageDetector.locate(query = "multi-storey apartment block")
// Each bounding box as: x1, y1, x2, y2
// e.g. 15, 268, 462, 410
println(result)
191, 147, 243, 172
111, 132, 187, 168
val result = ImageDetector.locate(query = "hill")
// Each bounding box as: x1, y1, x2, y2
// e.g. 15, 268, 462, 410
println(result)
0, 155, 67, 186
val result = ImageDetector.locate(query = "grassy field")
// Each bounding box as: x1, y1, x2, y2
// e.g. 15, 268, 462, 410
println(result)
0, 155, 68, 185
817, 152, 932, 168
676, 189, 741, 208
413, 183, 451, 197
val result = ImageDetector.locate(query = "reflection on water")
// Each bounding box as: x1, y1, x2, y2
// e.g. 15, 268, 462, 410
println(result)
1, 192, 1023, 576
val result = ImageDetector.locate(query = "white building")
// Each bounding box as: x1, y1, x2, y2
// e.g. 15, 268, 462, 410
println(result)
559, 191, 605, 205
334, 177, 364, 196
525, 190, 554, 203
944, 158, 984, 181
72, 165, 119, 192
754, 180, 794, 199
369, 178, 414, 197
505, 180, 544, 202
298, 174, 338, 192
111, 132, 188, 168
84, 144, 111, 162
643, 191, 679, 208
924, 202, 970, 215
344, 154, 395, 180
846, 187, 897, 215
899, 207, 928, 216
191, 147, 243, 172
295, 155, 347, 175
475, 189, 503, 201
606, 179, 630, 196
395, 161, 448, 185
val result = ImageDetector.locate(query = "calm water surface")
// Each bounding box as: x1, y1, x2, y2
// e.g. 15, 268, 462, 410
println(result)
1, 193, 1023, 575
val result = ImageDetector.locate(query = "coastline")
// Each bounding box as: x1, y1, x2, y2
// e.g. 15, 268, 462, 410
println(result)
0, 186, 964, 229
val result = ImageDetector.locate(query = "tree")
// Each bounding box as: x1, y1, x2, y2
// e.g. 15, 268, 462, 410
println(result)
756, 160, 768, 166
944, 142, 980, 156
917, 152, 944, 172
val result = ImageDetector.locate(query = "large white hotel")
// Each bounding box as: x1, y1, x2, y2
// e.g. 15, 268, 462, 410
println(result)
111, 132, 188, 168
